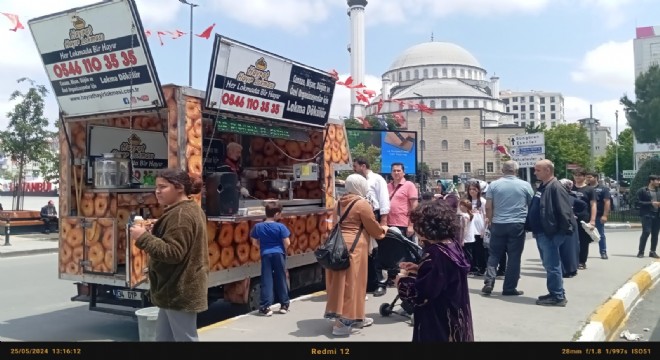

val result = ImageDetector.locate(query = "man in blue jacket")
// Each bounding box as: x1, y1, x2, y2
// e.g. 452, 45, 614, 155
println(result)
636, 175, 660, 258
527, 160, 574, 307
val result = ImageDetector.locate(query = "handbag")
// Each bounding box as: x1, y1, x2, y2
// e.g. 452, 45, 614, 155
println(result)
580, 221, 601, 242
314, 199, 364, 271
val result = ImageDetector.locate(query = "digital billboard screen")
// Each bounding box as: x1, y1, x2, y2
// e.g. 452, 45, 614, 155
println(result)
346, 128, 417, 175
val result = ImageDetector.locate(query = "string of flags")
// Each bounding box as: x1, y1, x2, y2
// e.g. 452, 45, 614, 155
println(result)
1, 12, 216, 45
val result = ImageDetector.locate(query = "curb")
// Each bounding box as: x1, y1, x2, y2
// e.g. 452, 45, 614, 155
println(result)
0, 247, 59, 258
577, 261, 660, 341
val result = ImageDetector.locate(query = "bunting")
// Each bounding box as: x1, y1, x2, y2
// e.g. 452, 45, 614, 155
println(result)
1, 12, 24, 31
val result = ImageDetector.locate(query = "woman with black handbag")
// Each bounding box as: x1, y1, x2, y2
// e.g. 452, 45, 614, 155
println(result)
324, 174, 388, 336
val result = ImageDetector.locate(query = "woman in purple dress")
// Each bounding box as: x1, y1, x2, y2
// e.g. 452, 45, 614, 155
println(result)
396, 200, 474, 342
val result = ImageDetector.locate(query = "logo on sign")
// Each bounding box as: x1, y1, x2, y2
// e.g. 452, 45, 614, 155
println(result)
64, 16, 106, 49
114, 133, 156, 160
236, 57, 276, 89
123, 95, 150, 104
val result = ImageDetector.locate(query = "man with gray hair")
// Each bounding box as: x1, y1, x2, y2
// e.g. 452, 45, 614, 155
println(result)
482, 160, 534, 296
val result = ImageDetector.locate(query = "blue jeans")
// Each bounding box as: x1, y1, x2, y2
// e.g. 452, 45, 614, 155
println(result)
484, 222, 526, 291
535, 232, 566, 299
595, 218, 606, 254
260, 252, 290, 309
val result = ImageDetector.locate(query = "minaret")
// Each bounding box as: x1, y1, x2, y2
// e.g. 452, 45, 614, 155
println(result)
347, 0, 367, 119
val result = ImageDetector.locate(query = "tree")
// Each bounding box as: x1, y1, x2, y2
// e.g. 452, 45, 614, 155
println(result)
629, 157, 660, 208
0, 78, 53, 210
38, 140, 60, 183
620, 64, 660, 143
525, 122, 547, 134
343, 114, 401, 130
596, 128, 633, 180
544, 123, 591, 178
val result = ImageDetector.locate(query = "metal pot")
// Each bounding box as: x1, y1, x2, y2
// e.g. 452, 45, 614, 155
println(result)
267, 179, 290, 193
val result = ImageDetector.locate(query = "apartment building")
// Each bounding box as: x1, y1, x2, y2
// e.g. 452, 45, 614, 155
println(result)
499, 90, 565, 128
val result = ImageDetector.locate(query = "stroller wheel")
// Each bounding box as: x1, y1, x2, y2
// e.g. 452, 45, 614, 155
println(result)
379, 303, 392, 317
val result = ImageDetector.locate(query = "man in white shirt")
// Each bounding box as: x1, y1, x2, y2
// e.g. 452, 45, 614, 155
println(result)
353, 157, 390, 294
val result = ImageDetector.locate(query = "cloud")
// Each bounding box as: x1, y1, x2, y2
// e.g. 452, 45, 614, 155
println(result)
329, 73, 382, 119
0, 0, 181, 128
571, 40, 634, 92
564, 96, 627, 139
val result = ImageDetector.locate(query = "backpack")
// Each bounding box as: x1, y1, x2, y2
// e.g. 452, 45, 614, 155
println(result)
314, 199, 363, 271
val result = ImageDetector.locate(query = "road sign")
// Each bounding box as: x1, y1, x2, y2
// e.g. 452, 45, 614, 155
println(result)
510, 145, 545, 156
511, 133, 545, 147
622, 170, 637, 179
566, 163, 580, 170
512, 154, 545, 168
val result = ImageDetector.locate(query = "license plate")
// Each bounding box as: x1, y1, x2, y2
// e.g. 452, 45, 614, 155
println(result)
113, 290, 142, 300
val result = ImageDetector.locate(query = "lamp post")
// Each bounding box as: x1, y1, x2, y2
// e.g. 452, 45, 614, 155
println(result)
413, 92, 425, 189
483, 111, 486, 181
615, 110, 619, 184
179, 0, 198, 87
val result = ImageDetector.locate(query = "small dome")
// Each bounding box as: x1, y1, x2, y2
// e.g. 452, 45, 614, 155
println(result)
388, 42, 481, 70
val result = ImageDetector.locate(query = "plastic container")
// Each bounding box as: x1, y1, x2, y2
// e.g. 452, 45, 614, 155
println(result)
135, 307, 159, 342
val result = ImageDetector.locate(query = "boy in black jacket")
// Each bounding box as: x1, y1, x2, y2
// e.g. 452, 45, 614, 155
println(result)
636, 175, 660, 258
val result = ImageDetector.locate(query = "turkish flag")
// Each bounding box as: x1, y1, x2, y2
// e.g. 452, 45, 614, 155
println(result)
157, 31, 167, 46
337, 76, 353, 87
196, 23, 216, 39
1, 13, 24, 31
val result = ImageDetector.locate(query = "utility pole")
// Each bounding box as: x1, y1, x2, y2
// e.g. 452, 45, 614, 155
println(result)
590, 104, 595, 170
615, 110, 619, 184
179, 0, 198, 87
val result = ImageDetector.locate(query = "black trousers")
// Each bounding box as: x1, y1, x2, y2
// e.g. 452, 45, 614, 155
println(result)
367, 210, 381, 292
639, 214, 660, 253
578, 227, 591, 264
42, 217, 58, 232
466, 235, 488, 273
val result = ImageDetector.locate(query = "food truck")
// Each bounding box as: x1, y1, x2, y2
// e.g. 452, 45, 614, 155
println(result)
28, 0, 351, 315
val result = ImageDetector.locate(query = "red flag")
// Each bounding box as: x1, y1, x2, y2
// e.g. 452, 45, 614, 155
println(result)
144, 30, 152, 37
415, 102, 433, 115
328, 69, 339, 81
157, 31, 167, 46
376, 98, 383, 114
337, 76, 353, 87
172, 29, 186, 39
348, 82, 366, 89
362, 89, 376, 98
356, 92, 369, 104
1, 13, 24, 31
196, 23, 215, 39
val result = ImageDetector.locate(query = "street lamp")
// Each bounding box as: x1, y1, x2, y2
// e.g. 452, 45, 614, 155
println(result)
482, 111, 486, 181
179, 0, 198, 87
615, 110, 619, 184
413, 92, 425, 189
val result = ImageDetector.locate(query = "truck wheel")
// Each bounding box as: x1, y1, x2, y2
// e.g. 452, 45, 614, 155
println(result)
246, 279, 261, 312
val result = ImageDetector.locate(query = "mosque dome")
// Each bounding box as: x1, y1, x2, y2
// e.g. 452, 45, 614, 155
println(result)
388, 42, 482, 70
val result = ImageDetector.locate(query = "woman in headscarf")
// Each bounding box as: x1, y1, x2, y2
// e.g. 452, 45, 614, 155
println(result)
558, 178, 585, 278
324, 174, 388, 336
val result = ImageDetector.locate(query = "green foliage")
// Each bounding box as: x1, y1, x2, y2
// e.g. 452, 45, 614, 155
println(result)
0, 78, 53, 209
350, 142, 382, 173
38, 139, 60, 182
596, 128, 633, 179
344, 118, 362, 129
544, 124, 591, 177
629, 157, 660, 208
620, 64, 660, 143
525, 122, 547, 134
343, 114, 401, 130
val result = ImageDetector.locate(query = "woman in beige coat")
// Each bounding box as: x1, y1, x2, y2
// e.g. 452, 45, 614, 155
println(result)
324, 174, 387, 336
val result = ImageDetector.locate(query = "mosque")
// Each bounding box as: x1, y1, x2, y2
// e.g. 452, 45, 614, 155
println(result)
346, 1, 525, 181
366, 41, 525, 181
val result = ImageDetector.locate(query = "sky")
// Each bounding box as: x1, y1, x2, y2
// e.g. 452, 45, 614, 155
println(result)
1, 0, 659, 140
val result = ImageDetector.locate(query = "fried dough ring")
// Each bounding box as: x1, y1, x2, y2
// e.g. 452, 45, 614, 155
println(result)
285, 141, 302, 158
306, 215, 317, 233
327, 126, 336, 140
72, 245, 84, 264
311, 132, 323, 146
80, 195, 95, 217
221, 246, 235, 268
132, 254, 143, 278
85, 221, 100, 245
208, 242, 221, 267
251, 137, 265, 152
94, 194, 109, 217
188, 154, 202, 175
89, 242, 105, 268
308, 230, 321, 249
263, 141, 276, 157
233, 222, 249, 244
250, 243, 260, 262
104, 250, 114, 270
335, 128, 345, 143
300, 140, 314, 153
294, 218, 306, 236
207, 222, 218, 245
218, 223, 234, 247
236, 243, 250, 264
101, 227, 114, 251
60, 243, 72, 264
67, 227, 84, 248
66, 261, 80, 275
117, 208, 130, 226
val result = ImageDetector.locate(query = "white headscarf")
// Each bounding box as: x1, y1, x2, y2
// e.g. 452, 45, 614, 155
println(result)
345, 174, 369, 198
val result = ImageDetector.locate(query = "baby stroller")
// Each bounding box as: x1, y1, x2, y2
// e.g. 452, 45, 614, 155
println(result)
374, 228, 423, 319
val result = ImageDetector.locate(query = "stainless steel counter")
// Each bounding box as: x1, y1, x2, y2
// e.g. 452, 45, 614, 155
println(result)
207, 205, 328, 222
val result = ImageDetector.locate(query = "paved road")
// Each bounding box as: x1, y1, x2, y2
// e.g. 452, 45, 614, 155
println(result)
615, 277, 660, 342
0, 253, 246, 341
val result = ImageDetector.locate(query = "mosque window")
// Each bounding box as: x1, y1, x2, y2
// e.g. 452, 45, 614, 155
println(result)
451, 68, 456, 77
398, 72, 402, 81
414, 69, 419, 79
441, 162, 448, 172
441, 100, 447, 108
452, 100, 458, 108
464, 162, 472, 172
442, 68, 447, 77
406, 71, 410, 80
474, 100, 479, 108
423, 69, 428, 78
430, 100, 436, 108
463, 117, 470, 129
463, 100, 469, 108
433, 68, 438, 78
441, 140, 448, 150
460, 69, 465, 78
441, 116, 448, 128
468, 69, 473, 79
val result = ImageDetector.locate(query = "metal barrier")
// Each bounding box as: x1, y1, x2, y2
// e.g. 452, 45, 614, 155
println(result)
608, 209, 639, 223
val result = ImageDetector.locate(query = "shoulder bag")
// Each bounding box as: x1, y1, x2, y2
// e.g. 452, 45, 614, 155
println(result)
314, 199, 364, 271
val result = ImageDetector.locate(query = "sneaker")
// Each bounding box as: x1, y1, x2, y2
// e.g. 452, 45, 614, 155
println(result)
354, 317, 374, 329
578, 263, 586, 270
332, 323, 356, 336
536, 297, 567, 307
481, 284, 493, 295
278, 305, 289, 314
502, 289, 524, 296
259, 308, 273, 316
637, 252, 644, 258
601, 253, 608, 260
365, 295, 369, 301
373, 286, 387, 297
650, 252, 660, 259
537, 293, 553, 301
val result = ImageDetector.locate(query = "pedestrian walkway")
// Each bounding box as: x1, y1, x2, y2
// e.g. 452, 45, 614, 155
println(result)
0, 233, 58, 258
199, 229, 659, 342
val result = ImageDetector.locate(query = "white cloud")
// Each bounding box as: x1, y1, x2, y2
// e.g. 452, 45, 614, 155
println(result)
571, 40, 634, 91
329, 73, 382, 119
564, 96, 628, 139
